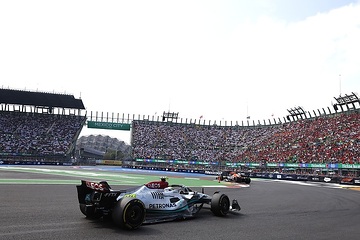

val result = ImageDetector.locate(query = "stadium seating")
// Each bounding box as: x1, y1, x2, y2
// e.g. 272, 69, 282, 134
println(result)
0, 111, 85, 161
132, 111, 360, 164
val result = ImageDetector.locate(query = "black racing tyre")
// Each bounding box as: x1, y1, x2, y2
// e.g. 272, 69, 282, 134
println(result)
79, 204, 102, 219
245, 178, 251, 184
112, 198, 146, 230
211, 193, 230, 216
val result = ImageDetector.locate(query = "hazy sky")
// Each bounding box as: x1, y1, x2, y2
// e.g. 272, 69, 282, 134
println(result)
1, 0, 359, 143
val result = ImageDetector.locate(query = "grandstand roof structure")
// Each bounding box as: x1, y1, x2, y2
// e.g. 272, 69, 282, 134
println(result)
0, 88, 85, 109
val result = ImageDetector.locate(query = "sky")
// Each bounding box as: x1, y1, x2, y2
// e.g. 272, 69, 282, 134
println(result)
1, 0, 360, 144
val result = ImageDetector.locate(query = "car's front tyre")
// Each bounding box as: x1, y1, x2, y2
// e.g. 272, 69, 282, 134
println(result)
211, 193, 230, 216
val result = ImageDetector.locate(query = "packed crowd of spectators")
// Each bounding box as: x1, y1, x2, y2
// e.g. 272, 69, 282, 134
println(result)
234, 111, 359, 164
0, 111, 85, 158
132, 111, 360, 164
1, 109, 358, 165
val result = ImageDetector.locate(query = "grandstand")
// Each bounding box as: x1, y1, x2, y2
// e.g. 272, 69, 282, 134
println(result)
0, 88, 86, 164
130, 110, 359, 173
129, 93, 360, 177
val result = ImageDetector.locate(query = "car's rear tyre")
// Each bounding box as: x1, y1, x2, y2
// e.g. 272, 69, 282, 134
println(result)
211, 193, 230, 216
112, 198, 146, 230
79, 204, 102, 219
245, 178, 251, 184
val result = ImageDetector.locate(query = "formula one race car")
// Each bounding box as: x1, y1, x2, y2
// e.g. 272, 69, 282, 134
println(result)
218, 171, 251, 184
76, 177, 241, 230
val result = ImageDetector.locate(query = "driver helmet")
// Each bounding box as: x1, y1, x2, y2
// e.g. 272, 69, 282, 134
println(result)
160, 176, 168, 182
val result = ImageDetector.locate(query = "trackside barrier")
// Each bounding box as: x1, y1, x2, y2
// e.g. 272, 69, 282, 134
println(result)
247, 172, 360, 186
0, 160, 74, 166
122, 165, 206, 174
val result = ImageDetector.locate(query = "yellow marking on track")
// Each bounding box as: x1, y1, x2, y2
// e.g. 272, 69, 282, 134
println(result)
345, 187, 360, 191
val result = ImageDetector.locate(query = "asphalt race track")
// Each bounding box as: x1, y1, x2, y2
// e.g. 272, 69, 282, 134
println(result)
1, 166, 360, 240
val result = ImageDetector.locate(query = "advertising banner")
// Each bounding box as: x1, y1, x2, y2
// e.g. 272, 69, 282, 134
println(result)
87, 121, 131, 130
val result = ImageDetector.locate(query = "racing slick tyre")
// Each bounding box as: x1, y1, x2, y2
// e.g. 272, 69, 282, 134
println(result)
112, 197, 146, 230
79, 204, 102, 219
245, 178, 251, 184
211, 193, 230, 217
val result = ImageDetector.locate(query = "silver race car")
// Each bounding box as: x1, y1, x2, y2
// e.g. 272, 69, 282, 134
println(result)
76, 177, 241, 230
